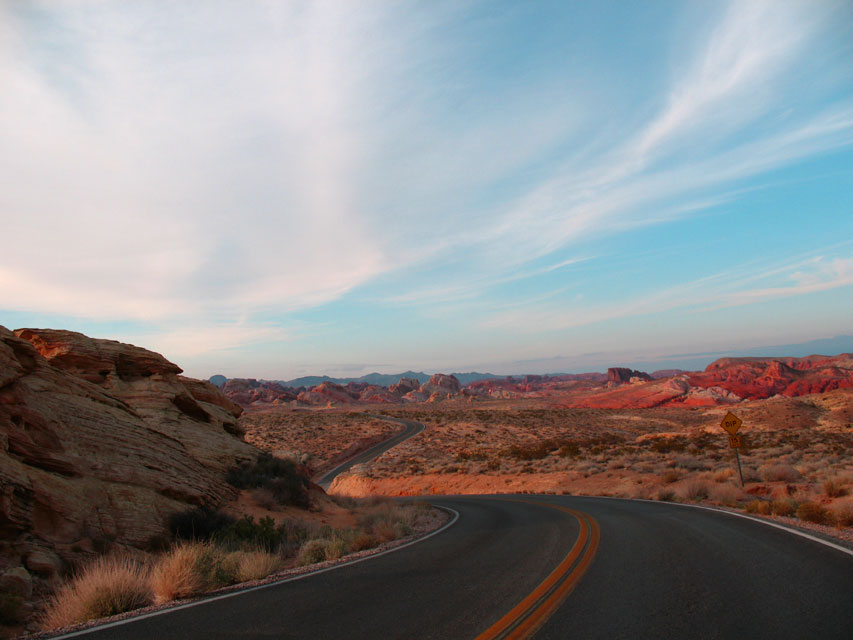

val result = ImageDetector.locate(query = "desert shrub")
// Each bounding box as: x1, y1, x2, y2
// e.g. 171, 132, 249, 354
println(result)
251, 487, 279, 510
830, 500, 853, 527
759, 464, 802, 483
682, 479, 710, 501
0, 590, 24, 626
227, 453, 310, 508
823, 477, 848, 498
169, 507, 236, 542
713, 468, 735, 483
662, 470, 681, 484
214, 515, 313, 555
350, 533, 378, 552
150, 542, 237, 604
711, 484, 743, 507
650, 437, 686, 453
324, 537, 350, 561
796, 501, 828, 524
741, 467, 761, 482
673, 456, 710, 471
745, 500, 762, 514
234, 551, 280, 582
296, 539, 332, 567
657, 489, 675, 502
771, 499, 797, 517
41, 556, 151, 629
559, 443, 580, 457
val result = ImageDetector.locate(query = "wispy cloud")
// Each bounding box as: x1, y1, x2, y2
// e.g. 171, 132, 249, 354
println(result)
0, 1, 850, 376
481, 246, 853, 333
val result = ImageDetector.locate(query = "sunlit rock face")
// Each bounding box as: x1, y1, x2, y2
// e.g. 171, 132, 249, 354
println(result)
689, 355, 853, 399
0, 326, 256, 600
420, 374, 461, 396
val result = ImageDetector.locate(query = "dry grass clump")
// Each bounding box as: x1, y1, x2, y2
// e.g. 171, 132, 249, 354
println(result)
830, 499, 853, 527
713, 468, 735, 483
656, 489, 676, 502
356, 499, 428, 542
771, 498, 797, 517
233, 550, 281, 582
759, 464, 802, 483
350, 532, 379, 551
681, 479, 711, 501
796, 501, 828, 524
324, 537, 350, 561
150, 543, 218, 603
296, 539, 332, 567
150, 543, 280, 604
745, 500, 772, 515
823, 476, 848, 498
661, 470, 681, 484
41, 556, 152, 630
710, 484, 744, 507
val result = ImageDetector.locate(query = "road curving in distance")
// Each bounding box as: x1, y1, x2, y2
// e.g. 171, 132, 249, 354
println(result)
315, 416, 425, 490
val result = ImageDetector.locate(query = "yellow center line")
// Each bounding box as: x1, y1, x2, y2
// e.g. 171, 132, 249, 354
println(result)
476, 500, 601, 640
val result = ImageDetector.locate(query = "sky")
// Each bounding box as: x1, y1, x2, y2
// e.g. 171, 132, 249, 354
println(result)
1, 0, 852, 380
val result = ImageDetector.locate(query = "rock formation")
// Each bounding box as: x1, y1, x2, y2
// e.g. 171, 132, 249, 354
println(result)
688, 354, 853, 399
297, 381, 358, 405
222, 378, 299, 406
420, 374, 461, 396
0, 327, 256, 614
607, 367, 652, 384
389, 377, 421, 396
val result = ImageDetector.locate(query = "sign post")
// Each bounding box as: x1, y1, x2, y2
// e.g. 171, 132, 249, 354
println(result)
720, 412, 744, 487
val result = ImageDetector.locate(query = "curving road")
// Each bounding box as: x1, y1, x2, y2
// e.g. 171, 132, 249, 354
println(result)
57, 495, 853, 640
314, 416, 425, 490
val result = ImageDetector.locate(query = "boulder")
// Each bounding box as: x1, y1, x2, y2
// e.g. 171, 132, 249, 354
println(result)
24, 549, 61, 577
0, 567, 33, 598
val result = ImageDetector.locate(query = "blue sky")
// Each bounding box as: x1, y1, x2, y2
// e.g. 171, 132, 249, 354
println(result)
1, 0, 852, 379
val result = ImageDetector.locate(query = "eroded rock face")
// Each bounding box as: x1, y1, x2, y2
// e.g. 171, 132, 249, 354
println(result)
420, 374, 461, 396
297, 381, 358, 406
0, 326, 257, 601
607, 367, 652, 384
222, 379, 298, 406
689, 354, 853, 399
389, 377, 420, 395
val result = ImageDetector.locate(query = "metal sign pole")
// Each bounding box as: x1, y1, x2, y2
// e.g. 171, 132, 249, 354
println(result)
735, 448, 744, 487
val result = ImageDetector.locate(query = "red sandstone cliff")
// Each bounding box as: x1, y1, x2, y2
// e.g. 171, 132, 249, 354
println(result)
0, 327, 257, 615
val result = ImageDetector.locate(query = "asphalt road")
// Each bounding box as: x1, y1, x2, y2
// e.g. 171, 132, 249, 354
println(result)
314, 416, 425, 489
59, 495, 853, 640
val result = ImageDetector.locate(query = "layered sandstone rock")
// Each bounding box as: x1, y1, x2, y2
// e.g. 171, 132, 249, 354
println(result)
389, 377, 421, 396
297, 381, 358, 405
420, 374, 461, 396
607, 367, 652, 384
689, 354, 853, 399
222, 378, 298, 406
358, 385, 400, 404
0, 327, 256, 609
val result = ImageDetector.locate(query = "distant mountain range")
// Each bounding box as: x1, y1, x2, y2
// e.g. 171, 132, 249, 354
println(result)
208, 371, 502, 389
208, 335, 853, 389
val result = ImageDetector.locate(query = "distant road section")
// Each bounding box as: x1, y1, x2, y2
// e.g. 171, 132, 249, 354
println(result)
314, 416, 424, 490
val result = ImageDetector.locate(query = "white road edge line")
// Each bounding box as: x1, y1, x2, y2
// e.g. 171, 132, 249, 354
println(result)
572, 495, 853, 558
55, 505, 460, 639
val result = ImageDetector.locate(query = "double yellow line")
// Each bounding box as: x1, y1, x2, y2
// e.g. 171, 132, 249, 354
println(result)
476, 501, 600, 640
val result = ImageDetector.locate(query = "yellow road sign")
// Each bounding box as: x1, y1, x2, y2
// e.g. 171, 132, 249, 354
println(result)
728, 435, 742, 449
720, 412, 742, 435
